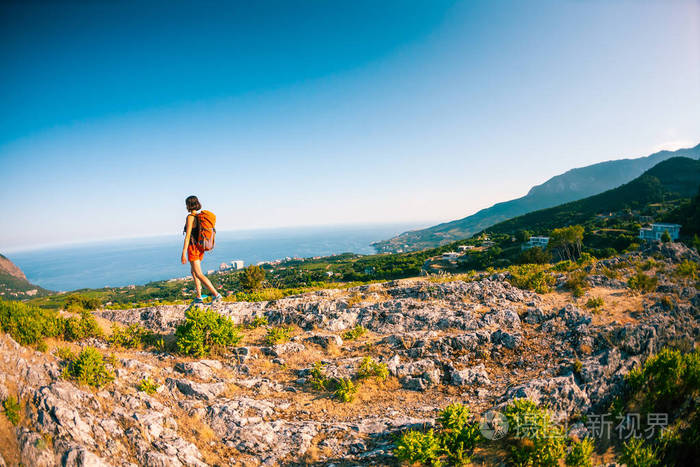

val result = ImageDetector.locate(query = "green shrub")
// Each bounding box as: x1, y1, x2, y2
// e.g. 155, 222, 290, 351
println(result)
54, 346, 76, 361
676, 260, 698, 280
3, 395, 21, 425
137, 376, 160, 395
395, 429, 442, 466
333, 377, 357, 402
64, 294, 101, 311
503, 399, 566, 467
394, 404, 482, 466
175, 308, 242, 357
64, 310, 103, 341
611, 348, 700, 465
62, 347, 115, 388
565, 438, 594, 467
628, 272, 658, 293
585, 297, 604, 311
109, 323, 154, 349
0, 299, 64, 346
660, 230, 672, 243
620, 438, 658, 467
625, 348, 699, 414
508, 264, 556, 294
518, 247, 552, 265
248, 315, 268, 328
342, 325, 368, 340
309, 362, 330, 391
437, 404, 482, 465
239, 265, 266, 290
265, 326, 292, 345
356, 356, 388, 381
601, 266, 619, 279
564, 270, 588, 298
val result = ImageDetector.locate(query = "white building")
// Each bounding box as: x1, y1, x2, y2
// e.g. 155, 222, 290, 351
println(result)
458, 245, 475, 251
231, 260, 245, 270
639, 223, 681, 242
522, 236, 550, 250
442, 252, 460, 260
219, 262, 230, 271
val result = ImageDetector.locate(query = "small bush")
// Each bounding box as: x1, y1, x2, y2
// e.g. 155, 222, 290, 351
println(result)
109, 323, 155, 349
437, 404, 482, 465
394, 403, 482, 465
62, 347, 115, 388
64, 294, 101, 311
54, 346, 76, 361
624, 348, 699, 414
356, 356, 388, 381
248, 315, 268, 328
585, 297, 604, 311
660, 230, 672, 243
137, 376, 160, 395
504, 399, 566, 467
508, 264, 556, 294
676, 260, 698, 280
265, 326, 292, 345
64, 310, 103, 341
620, 438, 658, 467
239, 265, 266, 290
0, 299, 64, 346
601, 266, 619, 279
518, 247, 552, 265
342, 325, 367, 340
309, 362, 330, 391
565, 270, 588, 298
3, 396, 21, 425
395, 429, 442, 465
628, 272, 658, 293
333, 377, 357, 402
175, 308, 242, 357
566, 438, 594, 467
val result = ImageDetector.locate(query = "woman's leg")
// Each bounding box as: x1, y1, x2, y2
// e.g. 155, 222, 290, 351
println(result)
191, 260, 219, 296
190, 262, 203, 298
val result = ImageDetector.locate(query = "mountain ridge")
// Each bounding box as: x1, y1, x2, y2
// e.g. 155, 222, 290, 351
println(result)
373, 143, 700, 252
480, 156, 700, 236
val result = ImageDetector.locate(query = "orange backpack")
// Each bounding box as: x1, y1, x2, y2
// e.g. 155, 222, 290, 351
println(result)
195, 210, 216, 251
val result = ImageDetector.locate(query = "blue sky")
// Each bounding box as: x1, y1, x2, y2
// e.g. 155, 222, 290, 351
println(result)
2, 0, 699, 251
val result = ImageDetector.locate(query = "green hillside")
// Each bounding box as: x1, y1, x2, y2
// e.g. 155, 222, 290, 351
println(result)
374, 143, 700, 252
483, 157, 700, 236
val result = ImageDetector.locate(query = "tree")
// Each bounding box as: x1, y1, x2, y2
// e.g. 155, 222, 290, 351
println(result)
239, 265, 265, 290
516, 230, 531, 243
661, 230, 672, 243
518, 247, 552, 265
693, 234, 700, 252
549, 225, 584, 262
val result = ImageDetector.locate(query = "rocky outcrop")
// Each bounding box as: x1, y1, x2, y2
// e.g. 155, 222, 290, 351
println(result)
3, 250, 699, 465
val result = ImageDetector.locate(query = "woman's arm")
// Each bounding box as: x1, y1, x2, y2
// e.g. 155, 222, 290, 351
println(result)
181, 215, 194, 264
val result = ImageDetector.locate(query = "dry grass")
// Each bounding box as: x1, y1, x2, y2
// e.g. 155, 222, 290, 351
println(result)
0, 404, 20, 466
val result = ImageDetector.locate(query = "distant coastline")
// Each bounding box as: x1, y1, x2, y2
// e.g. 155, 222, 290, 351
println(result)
9, 223, 426, 291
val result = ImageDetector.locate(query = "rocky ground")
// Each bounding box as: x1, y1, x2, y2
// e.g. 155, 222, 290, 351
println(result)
0, 243, 698, 466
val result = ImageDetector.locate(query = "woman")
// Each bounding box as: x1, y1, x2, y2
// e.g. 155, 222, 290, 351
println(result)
181, 195, 222, 305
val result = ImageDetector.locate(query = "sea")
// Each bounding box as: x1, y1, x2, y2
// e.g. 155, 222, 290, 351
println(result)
8, 223, 422, 292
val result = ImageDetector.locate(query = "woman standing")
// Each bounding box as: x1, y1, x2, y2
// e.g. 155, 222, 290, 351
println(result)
181, 195, 222, 306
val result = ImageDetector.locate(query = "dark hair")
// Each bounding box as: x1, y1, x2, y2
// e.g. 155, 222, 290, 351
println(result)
185, 195, 201, 211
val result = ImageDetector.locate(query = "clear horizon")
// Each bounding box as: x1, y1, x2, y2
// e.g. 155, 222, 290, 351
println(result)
2, 0, 699, 251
